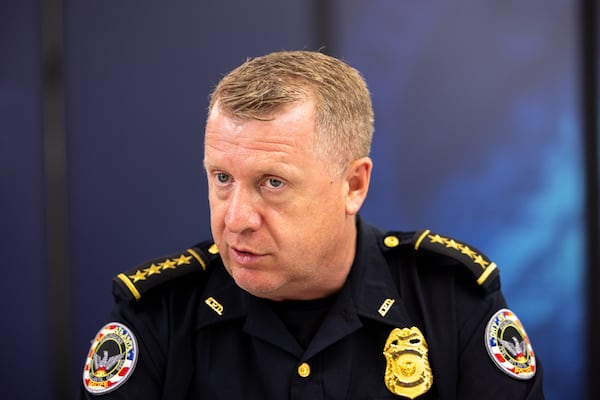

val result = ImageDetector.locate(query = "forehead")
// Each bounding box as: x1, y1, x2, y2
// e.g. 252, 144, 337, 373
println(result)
204, 100, 317, 157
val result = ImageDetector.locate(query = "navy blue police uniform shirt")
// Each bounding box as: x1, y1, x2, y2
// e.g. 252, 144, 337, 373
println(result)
80, 217, 545, 399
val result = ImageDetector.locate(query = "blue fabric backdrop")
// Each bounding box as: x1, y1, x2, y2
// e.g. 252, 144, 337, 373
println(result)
337, 2, 584, 399
0, 1, 585, 399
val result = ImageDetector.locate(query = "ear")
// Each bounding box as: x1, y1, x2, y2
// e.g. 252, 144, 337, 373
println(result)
345, 157, 372, 215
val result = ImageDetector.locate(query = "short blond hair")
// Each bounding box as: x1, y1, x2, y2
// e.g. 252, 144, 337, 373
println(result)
208, 50, 374, 172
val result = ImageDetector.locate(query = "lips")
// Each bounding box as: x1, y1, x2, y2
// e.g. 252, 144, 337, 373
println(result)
230, 246, 263, 266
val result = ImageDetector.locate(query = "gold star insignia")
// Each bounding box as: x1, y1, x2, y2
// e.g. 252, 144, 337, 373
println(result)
160, 259, 177, 269
175, 254, 192, 265
473, 254, 489, 269
446, 239, 461, 250
428, 234, 445, 245
144, 263, 162, 276
129, 270, 147, 282
460, 245, 477, 258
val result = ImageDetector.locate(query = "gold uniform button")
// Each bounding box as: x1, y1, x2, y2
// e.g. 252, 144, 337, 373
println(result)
384, 235, 400, 248
297, 362, 311, 378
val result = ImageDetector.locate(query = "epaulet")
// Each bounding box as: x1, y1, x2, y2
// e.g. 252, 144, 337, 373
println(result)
382, 229, 499, 290
112, 240, 220, 301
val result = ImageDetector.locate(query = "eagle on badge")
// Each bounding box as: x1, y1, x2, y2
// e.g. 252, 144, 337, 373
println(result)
500, 336, 528, 363
93, 350, 125, 377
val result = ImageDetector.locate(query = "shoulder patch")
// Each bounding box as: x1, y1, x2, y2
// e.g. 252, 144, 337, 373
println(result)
113, 241, 220, 301
485, 308, 536, 379
410, 229, 499, 289
83, 322, 138, 394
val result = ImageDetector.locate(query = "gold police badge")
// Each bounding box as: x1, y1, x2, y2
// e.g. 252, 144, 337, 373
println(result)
383, 327, 433, 399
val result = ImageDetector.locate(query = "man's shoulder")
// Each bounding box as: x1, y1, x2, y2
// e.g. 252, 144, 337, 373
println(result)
112, 240, 222, 302
380, 228, 500, 291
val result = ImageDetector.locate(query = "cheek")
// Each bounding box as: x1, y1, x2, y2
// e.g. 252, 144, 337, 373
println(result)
208, 200, 226, 232
304, 185, 346, 220
208, 189, 227, 216
289, 198, 343, 245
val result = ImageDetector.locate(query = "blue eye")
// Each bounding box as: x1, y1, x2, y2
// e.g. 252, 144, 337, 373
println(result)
265, 178, 284, 189
216, 173, 230, 184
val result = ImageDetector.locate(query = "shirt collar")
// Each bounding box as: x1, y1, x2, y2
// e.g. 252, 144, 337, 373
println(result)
347, 216, 413, 328
196, 216, 413, 330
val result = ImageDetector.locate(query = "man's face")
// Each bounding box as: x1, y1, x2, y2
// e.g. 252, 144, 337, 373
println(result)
204, 99, 362, 301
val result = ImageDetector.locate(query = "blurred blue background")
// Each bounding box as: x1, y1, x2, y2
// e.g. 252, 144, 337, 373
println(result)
1, 1, 596, 399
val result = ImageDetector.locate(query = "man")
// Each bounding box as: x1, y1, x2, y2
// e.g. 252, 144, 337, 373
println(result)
81, 50, 544, 399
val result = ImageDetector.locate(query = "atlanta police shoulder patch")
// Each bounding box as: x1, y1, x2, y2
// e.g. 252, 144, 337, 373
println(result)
485, 308, 536, 380
83, 322, 138, 394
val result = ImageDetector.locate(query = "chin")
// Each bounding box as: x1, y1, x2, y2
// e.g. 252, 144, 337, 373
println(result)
231, 269, 282, 298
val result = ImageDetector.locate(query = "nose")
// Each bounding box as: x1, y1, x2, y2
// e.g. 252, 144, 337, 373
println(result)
224, 186, 261, 233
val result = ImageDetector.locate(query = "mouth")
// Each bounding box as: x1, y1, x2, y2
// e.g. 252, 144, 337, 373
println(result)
230, 246, 264, 266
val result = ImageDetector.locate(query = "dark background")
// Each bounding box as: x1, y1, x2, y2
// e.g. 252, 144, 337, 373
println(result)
1, 1, 598, 399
